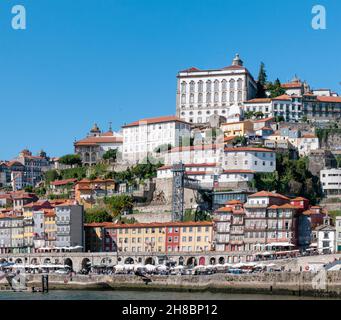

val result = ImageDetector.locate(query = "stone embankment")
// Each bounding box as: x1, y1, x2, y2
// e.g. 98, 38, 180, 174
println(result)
24, 271, 341, 298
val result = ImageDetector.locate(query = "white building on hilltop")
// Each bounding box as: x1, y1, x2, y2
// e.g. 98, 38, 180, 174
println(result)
122, 116, 191, 164
176, 54, 257, 124
320, 168, 341, 198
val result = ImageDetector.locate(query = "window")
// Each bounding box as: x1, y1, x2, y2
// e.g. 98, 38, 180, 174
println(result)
206, 80, 212, 92
230, 91, 234, 102
198, 81, 203, 92
206, 92, 211, 103
198, 93, 203, 103
181, 94, 186, 104
229, 79, 235, 90
190, 81, 195, 93
214, 80, 219, 91
214, 92, 219, 103
222, 79, 227, 91
181, 82, 187, 93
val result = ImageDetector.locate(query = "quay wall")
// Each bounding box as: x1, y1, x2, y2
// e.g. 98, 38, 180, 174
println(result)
25, 271, 341, 298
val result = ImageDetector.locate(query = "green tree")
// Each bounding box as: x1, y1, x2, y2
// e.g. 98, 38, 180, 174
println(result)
104, 194, 134, 217
103, 149, 118, 162
233, 136, 247, 147
44, 170, 60, 184
256, 62, 267, 98
58, 154, 82, 166
85, 207, 112, 223
267, 78, 286, 98
244, 111, 256, 120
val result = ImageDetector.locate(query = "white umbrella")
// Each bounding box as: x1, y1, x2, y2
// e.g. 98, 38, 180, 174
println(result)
223, 262, 232, 267
114, 265, 125, 271
194, 265, 205, 270
205, 264, 215, 269
215, 263, 224, 268
174, 265, 184, 270
156, 265, 168, 270
144, 264, 156, 271
133, 264, 145, 271
266, 263, 277, 267
123, 264, 134, 270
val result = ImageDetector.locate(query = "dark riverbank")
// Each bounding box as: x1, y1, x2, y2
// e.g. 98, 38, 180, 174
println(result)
22, 272, 341, 299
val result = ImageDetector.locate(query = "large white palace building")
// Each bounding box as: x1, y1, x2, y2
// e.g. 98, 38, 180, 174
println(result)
176, 54, 257, 124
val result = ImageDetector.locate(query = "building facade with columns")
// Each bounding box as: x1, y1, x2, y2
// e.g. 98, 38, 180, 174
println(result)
74, 124, 123, 166
176, 54, 257, 124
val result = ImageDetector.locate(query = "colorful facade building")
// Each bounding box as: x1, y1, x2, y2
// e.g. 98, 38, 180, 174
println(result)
84, 221, 213, 254
74, 178, 116, 209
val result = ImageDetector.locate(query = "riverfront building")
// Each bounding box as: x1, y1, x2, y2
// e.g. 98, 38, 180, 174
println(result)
85, 221, 213, 254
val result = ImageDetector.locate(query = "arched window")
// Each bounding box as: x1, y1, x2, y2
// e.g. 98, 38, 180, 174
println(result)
222, 92, 227, 102
214, 80, 219, 92
229, 79, 235, 90
198, 111, 202, 115
206, 80, 212, 92
190, 93, 194, 104
181, 94, 186, 104
237, 78, 243, 90
230, 91, 234, 102
206, 110, 211, 115
214, 92, 219, 103
237, 91, 242, 102
189, 111, 193, 116
198, 93, 203, 103
206, 92, 211, 103
198, 81, 203, 92
181, 81, 187, 93
190, 81, 195, 93
222, 79, 227, 91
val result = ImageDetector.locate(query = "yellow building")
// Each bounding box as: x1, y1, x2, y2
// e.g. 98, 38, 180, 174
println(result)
221, 120, 254, 137
44, 209, 56, 247
84, 221, 213, 254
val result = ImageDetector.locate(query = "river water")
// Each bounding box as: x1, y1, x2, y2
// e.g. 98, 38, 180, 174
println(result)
0, 290, 336, 300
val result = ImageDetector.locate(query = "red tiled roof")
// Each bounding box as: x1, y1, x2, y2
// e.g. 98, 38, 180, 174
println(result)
225, 200, 243, 205
316, 96, 341, 103
223, 170, 254, 174
84, 221, 213, 228
249, 191, 289, 200
272, 94, 292, 101
244, 98, 272, 104
51, 178, 77, 186
281, 82, 303, 89
252, 117, 275, 123
75, 136, 123, 146
122, 116, 190, 128
224, 147, 274, 153
179, 67, 201, 73
291, 197, 308, 201
216, 207, 233, 213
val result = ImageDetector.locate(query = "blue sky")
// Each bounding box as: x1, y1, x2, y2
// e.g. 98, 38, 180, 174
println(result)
0, 0, 340, 159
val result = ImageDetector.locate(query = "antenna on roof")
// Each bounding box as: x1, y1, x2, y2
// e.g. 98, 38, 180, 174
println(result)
109, 121, 113, 132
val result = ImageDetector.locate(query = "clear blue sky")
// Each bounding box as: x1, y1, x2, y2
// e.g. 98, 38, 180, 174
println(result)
1, 0, 340, 160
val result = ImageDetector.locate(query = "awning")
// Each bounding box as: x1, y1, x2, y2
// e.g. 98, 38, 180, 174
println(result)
266, 242, 295, 247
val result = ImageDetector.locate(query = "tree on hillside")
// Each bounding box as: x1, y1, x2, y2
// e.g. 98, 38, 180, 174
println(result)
267, 78, 286, 98
104, 194, 134, 217
103, 149, 118, 162
58, 154, 82, 166
85, 207, 112, 223
256, 62, 267, 98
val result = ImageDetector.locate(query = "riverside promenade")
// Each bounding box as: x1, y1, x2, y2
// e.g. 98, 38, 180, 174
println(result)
1, 252, 341, 272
